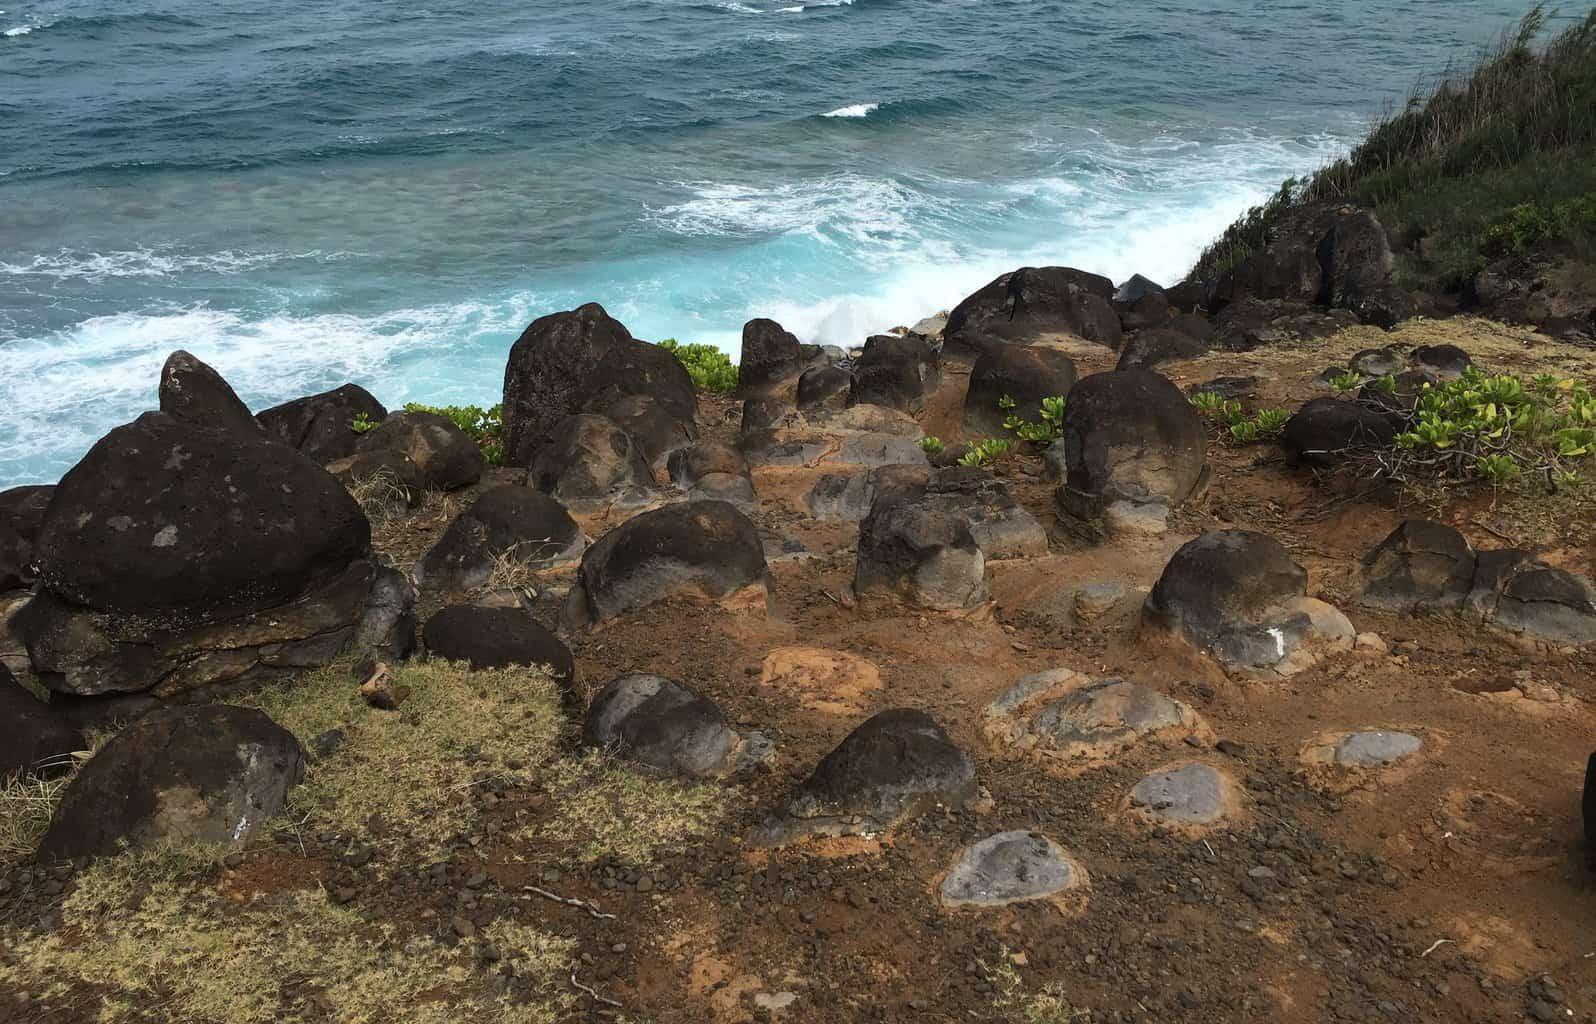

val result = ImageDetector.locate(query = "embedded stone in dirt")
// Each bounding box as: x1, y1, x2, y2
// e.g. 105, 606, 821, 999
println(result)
0, 484, 53, 593
854, 477, 990, 611
1410, 343, 1471, 379
1115, 327, 1207, 371
752, 708, 976, 845
257, 382, 387, 464
939, 830, 1084, 909
39, 704, 304, 861
356, 409, 485, 491
560, 500, 770, 629
1348, 345, 1406, 377
1142, 530, 1354, 676
918, 467, 1048, 560
1280, 396, 1399, 468
1, 663, 85, 781
1358, 520, 1476, 613
1074, 582, 1131, 622
158, 349, 265, 438
758, 646, 884, 716
529, 412, 655, 507
686, 472, 758, 509
668, 442, 750, 489
1054, 369, 1207, 535
355, 564, 418, 662
1332, 730, 1423, 767
1129, 763, 1232, 825
1490, 565, 1596, 646
808, 464, 930, 522
962, 346, 1078, 438
415, 485, 585, 592
421, 604, 574, 692
583, 674, 758, 778
982, 669, 1208, 764
832, 432, 930, 469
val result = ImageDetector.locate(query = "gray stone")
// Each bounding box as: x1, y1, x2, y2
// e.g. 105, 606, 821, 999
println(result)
939, 831, 1082, 908
1074, 583, 1130, 621
1130, 763, 1229, 824
1335, 731, 1422, 766
983, 670, 1206, 763
582, 674, 748, 778
833, 433, 930, 469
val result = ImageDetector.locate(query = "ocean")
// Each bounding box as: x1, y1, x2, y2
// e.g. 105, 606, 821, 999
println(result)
0, 0, 1534, 486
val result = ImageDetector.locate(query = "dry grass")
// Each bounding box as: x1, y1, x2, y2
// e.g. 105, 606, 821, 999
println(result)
536, 749, 729, 866
986, 954, 1092, 1023
245, 657, 565, 856
344, 469, 417, 530
0, 841, 575, 1024
0, 772, 74, 867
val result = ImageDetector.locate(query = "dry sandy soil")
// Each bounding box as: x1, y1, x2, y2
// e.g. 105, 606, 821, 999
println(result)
3, 316, 1595, 1024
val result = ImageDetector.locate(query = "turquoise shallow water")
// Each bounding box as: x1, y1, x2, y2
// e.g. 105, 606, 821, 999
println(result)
0, 0, 1535, 485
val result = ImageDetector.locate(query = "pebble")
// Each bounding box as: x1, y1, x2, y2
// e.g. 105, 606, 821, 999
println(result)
451, 916, 477, 939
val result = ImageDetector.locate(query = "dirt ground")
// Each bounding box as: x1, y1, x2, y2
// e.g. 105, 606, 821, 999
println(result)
4, 316, 1595, 1023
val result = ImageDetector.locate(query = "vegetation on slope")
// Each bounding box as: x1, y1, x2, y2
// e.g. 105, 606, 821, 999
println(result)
1193, 5, 1596, 290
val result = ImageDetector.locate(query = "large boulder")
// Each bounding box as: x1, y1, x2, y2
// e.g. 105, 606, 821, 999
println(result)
582, 674, 751, 778
944, 267, 1120, 355
32, 412, 368, 621
1488, 565, 1596, 646
421, 604, 575, 691
848, 334, 940, 415
855, 475, 991, 611
917, 467, 1048, 561
753, 708, 976, 845
667, 442, 757, 509
1143, 531, 1354, 675
1054, 369, 1207, 534
1318, 210, 1416, 327
22, 412, 376, 696
1, 663, 85, 781
257, 383, 387, 464
1280, 397, 1400, 468
528, 413, 655, 507
325, 448, 426, 510
560, 501, 770, 629
157, 350, 264, 438
797, 365, 853, 415
808, 464, 932, 523
1358, 520, 1477, 613
962, 346, 1077, 438
1, 484, 53, 592
591, 393, 695, 469
738, 318, 812, 396
356, 410, 484, 491
39, 704, 303, 861
1115, 328, 1207, 371
501, 303, 694, 467
415, 486, 584, 591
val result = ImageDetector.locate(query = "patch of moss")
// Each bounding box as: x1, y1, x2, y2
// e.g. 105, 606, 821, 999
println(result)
536, 750, 728, 866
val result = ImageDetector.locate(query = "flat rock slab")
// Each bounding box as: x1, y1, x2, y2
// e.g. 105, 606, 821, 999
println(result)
940, 830, 1084, 909
1130, 763, 1231, 825
1334, 731, 1422, 766
983, 669, 1208, 765
759, 647, 883, 717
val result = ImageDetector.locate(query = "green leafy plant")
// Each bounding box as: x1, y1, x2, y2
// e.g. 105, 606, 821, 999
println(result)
958, 438, 1012, 468
1330, 371, 1364, 393
919, 436, 945, 456
349, 411, 378, 433
658, 338, 738, 394
402, 402, 504, 465
1189, 392, 1288, 445
1001, 395, 1066, 443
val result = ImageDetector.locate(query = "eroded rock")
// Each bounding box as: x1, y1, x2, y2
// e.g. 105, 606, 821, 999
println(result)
983, 669, 1208, 764
415, 486, 585, 592
583, 674, 756, 778
939, 831, 1084, 909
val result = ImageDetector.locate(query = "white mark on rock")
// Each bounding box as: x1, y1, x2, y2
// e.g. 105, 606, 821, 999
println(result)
1266, 627, 1286, 661
232, 814, 251, 841
151, 525, 179, 548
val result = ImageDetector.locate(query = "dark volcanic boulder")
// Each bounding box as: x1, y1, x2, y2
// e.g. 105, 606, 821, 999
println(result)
918, 467, 1048, 561
529, 413, 654, 506
1143, 530, 1353, 675
583, 674, 747, 778
415, 486, 585, 591
944, 266, 1121, 355
501, 303, 694, 467
1410, 344, 1471, 379
962, 346, 1077, 438
39, 704, 304, 861
591, 393, 695, 469
257, 383, 387, 464
356, 410, 483, 491
1358, 520, 1476, 614
560, 501, 770, 629
797, 365, 853, 414
738, 318, 811, 396
848, 334, 940, 414
157, 350, 264, 437
355, 563, 418, 663
33, 412, 368, 620
1115, 328, 1207, 371
808, 464, 932, 522
668, 442, 750, 488
2, 664, 85, 781
1280, 397, 1399, 468
855, 478, 990, 610
1114, 273, 1165, 306
753, 708, 976, 845
1490, 566, 1596, 646
1054, 370, 1207, 531
1, 484, 54, 592
422, 604, 575, 690
1318, 210, 1416, 327
325, 448, 426, 509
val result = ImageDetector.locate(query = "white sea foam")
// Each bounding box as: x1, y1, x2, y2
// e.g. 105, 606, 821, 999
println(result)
3, 23, 32, 36
0, 247, 348, 282
822, 102, 878, 118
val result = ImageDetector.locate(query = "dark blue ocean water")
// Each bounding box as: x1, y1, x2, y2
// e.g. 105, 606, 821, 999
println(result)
0, 0, 1535, 485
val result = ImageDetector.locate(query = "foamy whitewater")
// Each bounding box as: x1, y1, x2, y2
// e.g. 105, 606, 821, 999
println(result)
0, 0, 1531, 485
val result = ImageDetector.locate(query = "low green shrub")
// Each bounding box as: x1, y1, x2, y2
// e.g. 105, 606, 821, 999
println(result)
1189, 392, 1290, 445
958, 438, 1013, 468
658, 338, 738, 394
919, 436, 946, 456
1002, 395, 1067, 444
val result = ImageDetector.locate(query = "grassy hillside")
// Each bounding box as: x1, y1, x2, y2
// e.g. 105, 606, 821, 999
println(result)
1193, 4, 1596, 291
